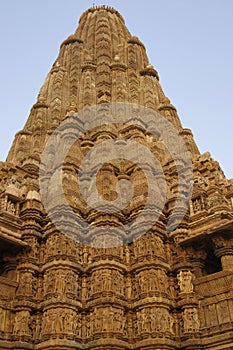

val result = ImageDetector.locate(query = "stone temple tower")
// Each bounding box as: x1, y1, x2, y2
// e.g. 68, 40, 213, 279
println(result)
0, 6, 233, 350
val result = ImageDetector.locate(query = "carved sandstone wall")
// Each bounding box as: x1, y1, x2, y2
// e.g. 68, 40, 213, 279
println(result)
0, 6, 233, 350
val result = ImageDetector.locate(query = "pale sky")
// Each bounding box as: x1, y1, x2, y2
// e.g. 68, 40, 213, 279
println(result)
0, 0, 232, 177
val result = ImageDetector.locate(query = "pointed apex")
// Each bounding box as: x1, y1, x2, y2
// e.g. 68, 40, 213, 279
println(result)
80, 5, 124, 21
75, 5, 129, 44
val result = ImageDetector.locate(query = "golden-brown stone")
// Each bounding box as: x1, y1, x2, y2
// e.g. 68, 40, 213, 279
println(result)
0, 6, 233, 350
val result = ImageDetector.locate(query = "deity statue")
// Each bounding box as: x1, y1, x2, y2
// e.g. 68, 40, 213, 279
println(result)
177, 270, 193, 293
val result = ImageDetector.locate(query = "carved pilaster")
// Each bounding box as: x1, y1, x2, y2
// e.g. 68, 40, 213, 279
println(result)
186, 246, 208, 277
212, 235, 233, 271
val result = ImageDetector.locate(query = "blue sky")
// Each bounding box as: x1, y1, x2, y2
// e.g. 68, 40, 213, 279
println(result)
0, 0, 232, 177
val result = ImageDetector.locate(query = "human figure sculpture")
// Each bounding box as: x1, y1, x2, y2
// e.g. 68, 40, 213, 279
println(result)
6, 201, 16, 214
13, 311, 30, 335
177, 270, 193, 293
183, 308, 200, 332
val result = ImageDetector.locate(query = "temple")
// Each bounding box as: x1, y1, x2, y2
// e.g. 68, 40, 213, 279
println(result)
0, 6, 233, 350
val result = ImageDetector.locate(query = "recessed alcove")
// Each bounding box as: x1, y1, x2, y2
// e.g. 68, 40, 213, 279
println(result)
203, 247, 222, 275
0, 235, 26, 281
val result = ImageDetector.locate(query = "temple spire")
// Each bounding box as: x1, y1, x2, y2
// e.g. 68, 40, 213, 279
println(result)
7, 6, 199, 165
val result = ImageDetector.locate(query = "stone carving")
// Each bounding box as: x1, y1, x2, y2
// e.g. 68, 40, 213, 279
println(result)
4, 175, 21, 190
124, 245, 131, 264
90, 269, 123, 295
81, 314, 89, 338
6, 200, 16, 214
75, 313, 82, 337
51, 310, 63, 334
206, 304, 218, 327
82, 246, 92, 264
207, 190, 229, 210
0, 277, 17, 300
90, 307, 125, 333
183, 308, 200, 333
44, 270, 55, 295
41, 310, 51, 335
17, 271, 34, 296
125, 316, 133, 337
112, 270, 124, 294
134, 235, 165, 261
54, 270, 66, 294
191, 197, 204, 213
32, 315, 41, 341
217, 300, 231, 324
64, 310, 76, 334
41, 308, 78, 336
177, 270, 193, 293
13, 311, 31, 336
136, 307, 173, 335
44, 269, 79, 297
42, 309, 62, 335
138, 271, 148, 293
45, 234, 80, 260
125, 275, 132, 299
36, 276, 44, 300
229, 299, 233, 321
157, 268, 169, 293
0, 307, 6, 332
24, 237, 39, 259
136, 268, 169, 296
102, 269, 112, 291
211, 235, 233, 270
212, 235, 228, 249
